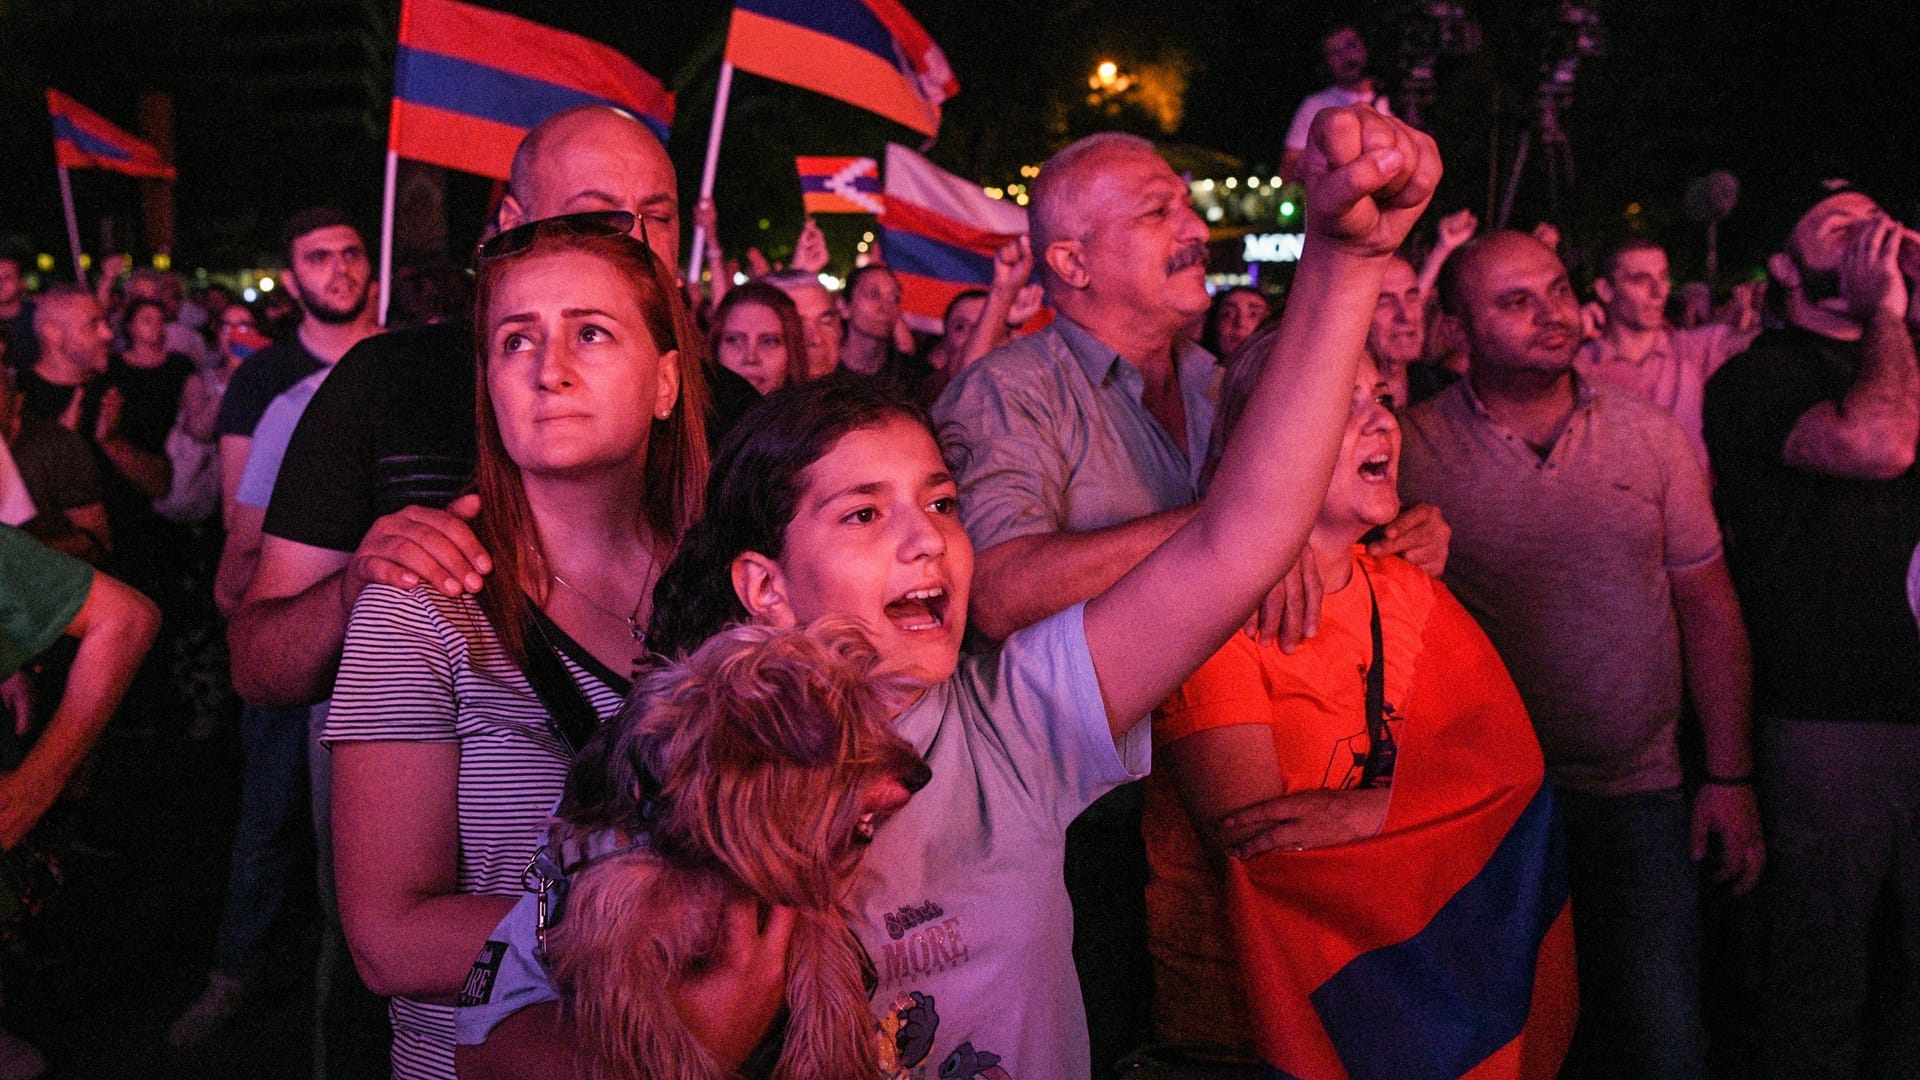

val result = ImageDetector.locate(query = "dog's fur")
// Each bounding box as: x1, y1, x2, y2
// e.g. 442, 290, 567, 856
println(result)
547, 618, 930, 1080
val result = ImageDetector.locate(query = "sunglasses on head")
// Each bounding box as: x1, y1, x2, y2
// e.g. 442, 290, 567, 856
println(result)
477, 209, 650, 262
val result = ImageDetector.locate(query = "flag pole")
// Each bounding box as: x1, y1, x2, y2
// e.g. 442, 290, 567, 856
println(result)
377, 148, 399, 327
56, 164, 85, 284
687, 59, 735, 288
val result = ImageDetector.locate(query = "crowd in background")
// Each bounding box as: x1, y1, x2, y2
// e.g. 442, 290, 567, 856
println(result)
0, 20, 1915, 1080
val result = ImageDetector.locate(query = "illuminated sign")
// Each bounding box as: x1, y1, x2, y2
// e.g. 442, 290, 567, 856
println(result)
1242, 232, 1306, 263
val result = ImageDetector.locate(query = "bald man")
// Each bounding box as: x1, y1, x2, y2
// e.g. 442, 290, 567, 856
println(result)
932, 128, 1449, 1071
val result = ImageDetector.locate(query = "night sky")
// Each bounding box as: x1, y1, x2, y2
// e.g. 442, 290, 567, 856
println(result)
2, 0, 1914, 282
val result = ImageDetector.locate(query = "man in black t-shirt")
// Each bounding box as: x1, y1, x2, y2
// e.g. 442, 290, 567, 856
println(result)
213, 207, 380, 534
232, 106, 686, 709
1702, 180, 1920, 1080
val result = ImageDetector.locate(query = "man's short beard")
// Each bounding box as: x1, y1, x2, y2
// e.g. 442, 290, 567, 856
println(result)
1790, 251, 1844, 304
303, 287, 371, 325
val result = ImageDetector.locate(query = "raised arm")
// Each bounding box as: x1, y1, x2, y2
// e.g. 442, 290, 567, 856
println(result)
956, 238, 1036, 373
1418, 208, 1478, 300
1782, 216, 1920, 480
1083, 107, 1440, 737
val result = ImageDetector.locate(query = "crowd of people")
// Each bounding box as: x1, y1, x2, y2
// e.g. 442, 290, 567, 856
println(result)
0, 20, 1916, 1080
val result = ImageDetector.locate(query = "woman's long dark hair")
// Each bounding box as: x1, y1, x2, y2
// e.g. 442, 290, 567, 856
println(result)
644, 374, 938, 662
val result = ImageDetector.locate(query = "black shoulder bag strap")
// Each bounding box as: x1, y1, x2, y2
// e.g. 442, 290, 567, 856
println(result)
1357, 561, 1398, 789
520, 606, 602, 756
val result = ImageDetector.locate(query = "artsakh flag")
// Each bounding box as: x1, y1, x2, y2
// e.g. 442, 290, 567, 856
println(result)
725, 0, 957, 138
798, 156, 884, 215
46, 90, 176, 180
878, 143, 1027, 334
1225, 591, 1578, 1080
389, 0, 675, 181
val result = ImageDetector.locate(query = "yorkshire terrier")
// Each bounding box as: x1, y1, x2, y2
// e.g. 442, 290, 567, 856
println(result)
544, 618, 932, 1080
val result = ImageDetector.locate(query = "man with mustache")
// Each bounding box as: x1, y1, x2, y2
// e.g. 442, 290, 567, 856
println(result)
1703, 182, 1920, 1080
932, 128, 1449, 1072
1398, 230, 1760, 1080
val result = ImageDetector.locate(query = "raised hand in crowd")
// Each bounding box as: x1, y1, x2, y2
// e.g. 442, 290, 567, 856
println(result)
955, 235, 1034, 371
1436, 207, 1478, 251
790, 217, 829, 275
1418, 207, 1478, 300
1530, 220, 1563, 251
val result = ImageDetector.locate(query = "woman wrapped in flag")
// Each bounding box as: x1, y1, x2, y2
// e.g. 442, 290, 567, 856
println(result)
1144, 341, 1578, 1080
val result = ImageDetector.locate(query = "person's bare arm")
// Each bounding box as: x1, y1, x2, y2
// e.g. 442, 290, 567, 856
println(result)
1083, 107, 1440, 738
1164, 725, 1292, 860
455, 1004, 577, 1080
1782, 217, 1919, 480
1670, 555, 1764, 895
229, 495, 488, 706
0, 570, 157, 848
214, 503, 265, 617
218, 434, 252, 532
1418, 208, 1478, 299
956, 239, 1033, 371
968, 506, 1196, 642
58, 503, 110, 560
333, 741, 516, 998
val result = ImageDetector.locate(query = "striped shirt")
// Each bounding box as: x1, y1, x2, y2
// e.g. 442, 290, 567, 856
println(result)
323, 583, 626, 1080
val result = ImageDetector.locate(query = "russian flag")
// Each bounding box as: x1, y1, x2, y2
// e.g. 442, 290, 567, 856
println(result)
46, 90, 176, 180
389, 0, 675, 181
1225, 591, 1578, 1080
725, 0, 957, 138
798, 156, 883, 215
878, 144, 1026, 334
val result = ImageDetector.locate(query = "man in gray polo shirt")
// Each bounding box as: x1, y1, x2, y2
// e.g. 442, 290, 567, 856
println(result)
1399, 230, 1761, 1080
933, 126, 1449, 1072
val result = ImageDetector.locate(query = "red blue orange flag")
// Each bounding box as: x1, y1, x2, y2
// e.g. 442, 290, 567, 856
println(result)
878, 144, 1027, 333
726, 0, 957, 138
46, 90, 176, 180
797, 157, 883, 215
1225, 592, 1578, 1080
389, 0, 675, 181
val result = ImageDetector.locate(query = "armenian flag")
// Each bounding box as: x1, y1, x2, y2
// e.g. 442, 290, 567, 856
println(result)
1224, 590, 1578, 1080
389, 0, 674, 181
724, 0, 956, 138
46, 90, 176, 180
798, 156, 884, 215
877, 144, 1026, 334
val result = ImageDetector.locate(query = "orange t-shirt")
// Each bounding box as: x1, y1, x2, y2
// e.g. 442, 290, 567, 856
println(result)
1143, 550, 1438, 1050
